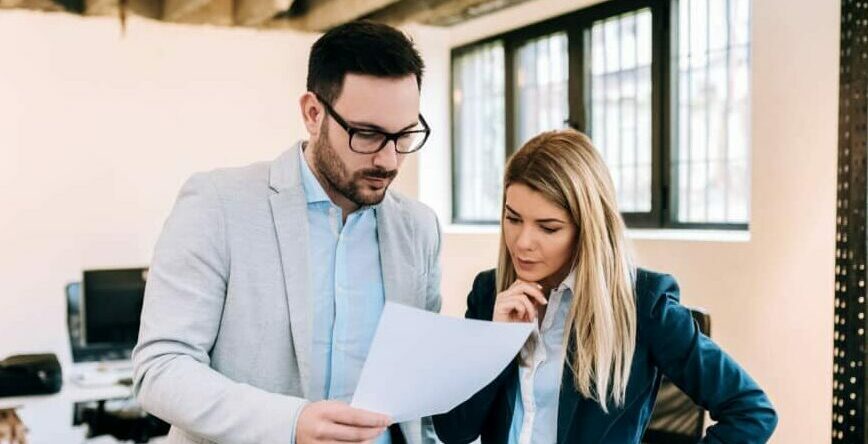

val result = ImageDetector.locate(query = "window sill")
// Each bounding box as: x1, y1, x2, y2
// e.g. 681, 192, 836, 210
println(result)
627, 228, 750, 243
444, 224, 750, 242
444, 223, 501, 235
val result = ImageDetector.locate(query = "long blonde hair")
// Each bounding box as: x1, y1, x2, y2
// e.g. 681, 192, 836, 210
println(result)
496, 129, 636, 411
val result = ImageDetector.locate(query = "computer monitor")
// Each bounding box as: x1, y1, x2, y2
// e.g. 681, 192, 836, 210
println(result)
71, 268, 147, 362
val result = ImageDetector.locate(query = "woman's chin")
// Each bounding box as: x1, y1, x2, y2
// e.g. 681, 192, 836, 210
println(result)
514, 268, 547, 284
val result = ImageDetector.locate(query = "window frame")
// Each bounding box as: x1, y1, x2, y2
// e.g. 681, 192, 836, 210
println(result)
449, 0, 749, 231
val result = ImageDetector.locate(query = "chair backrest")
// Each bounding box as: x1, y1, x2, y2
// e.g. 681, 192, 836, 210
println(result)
641, 308, 711, 444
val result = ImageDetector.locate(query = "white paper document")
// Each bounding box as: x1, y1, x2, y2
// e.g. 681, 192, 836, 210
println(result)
351, 302, 534, 423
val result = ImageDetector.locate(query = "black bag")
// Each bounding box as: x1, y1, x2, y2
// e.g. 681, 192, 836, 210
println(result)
0, 353, 63, 397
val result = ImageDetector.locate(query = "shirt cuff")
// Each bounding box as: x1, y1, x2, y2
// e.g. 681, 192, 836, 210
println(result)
288, 399, 309, 444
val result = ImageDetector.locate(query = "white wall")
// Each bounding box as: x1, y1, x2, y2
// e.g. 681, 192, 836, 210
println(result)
0, 11, 319, 361
422, 1, 840, 443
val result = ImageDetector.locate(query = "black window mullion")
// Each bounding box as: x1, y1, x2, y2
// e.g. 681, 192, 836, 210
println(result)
568, 23, 585, 132
656, 0, 674, 229
504, 37, 517, 156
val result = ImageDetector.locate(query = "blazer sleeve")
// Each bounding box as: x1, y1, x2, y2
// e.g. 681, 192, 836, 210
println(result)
639, 273, 778, 443
419, 212, 444, 443
425, 211, 443, 314
131, 173, 307, 444
433, 270, 515, 444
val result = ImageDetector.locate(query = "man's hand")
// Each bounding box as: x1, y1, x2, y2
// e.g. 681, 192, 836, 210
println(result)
296, 400, 390, 444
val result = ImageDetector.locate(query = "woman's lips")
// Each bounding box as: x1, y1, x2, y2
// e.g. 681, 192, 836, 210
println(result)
515, 258, 539, 271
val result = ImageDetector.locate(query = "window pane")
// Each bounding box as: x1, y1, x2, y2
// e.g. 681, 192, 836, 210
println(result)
452, 42, 506, 222
676, 0, 750, 224
514, 32, 569, 147
588, 9, 653, 213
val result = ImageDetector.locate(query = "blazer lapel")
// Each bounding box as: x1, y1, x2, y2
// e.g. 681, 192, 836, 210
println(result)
268, 143, 314, 399
557, 361, 582, 443
557, 355, 637, 444
376, 194, 418, 307
557, 338, 617, 444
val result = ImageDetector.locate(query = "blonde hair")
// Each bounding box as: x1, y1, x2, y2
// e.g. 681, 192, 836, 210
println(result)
496, 129, 636, 411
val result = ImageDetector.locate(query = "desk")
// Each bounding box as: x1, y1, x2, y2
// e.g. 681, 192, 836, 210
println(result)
0, 376, 132, 443
0, 382, 131, 410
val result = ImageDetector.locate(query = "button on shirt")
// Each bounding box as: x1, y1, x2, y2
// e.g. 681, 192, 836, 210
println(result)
299, 148, 391, 444
508, 270, 575, 444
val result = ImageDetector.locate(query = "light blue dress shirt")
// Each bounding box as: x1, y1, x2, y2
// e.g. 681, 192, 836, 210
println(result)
508, 272, 575, 444
299, 147, 391, 444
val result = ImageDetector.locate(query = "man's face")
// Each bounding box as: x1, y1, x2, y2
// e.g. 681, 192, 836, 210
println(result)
311, 73, 421, 207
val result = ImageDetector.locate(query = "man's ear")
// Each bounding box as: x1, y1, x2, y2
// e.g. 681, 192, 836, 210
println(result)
300, 92, 325, 137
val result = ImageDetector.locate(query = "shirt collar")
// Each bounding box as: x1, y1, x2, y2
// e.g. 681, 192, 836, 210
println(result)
554, 267, 577, 295
298, 143, 332, 205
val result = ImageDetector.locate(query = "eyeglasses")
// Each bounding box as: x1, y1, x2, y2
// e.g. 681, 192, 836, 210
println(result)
314, 93, 431, 154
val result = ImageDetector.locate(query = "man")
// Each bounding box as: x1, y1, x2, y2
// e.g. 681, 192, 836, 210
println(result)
132, 21, 441, 444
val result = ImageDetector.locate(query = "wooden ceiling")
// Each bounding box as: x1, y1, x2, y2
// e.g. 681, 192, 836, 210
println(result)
1, 0, 533, 31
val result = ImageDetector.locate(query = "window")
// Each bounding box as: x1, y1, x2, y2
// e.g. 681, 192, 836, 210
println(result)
450, 0, 751, 229
452, 42, 506, 223
514, 32, 570, 147
589, 9, 653, 214
677, 0, 750, 224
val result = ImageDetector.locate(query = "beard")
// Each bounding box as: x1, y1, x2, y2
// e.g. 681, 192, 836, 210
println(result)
311, 134, 398, 207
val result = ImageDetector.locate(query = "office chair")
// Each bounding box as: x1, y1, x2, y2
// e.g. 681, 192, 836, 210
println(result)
641, 308, 711, 444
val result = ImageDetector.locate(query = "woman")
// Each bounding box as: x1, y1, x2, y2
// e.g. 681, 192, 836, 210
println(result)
433, 130, 777, 443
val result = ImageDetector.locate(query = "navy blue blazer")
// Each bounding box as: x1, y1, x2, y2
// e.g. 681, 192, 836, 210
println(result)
433, 268, 777, 444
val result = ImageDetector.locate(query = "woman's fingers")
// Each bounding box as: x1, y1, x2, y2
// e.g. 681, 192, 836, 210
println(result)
509, 280, 548, 306
495, 280, 552, 322
499, 295, 536, 321
518, 296, 537, 321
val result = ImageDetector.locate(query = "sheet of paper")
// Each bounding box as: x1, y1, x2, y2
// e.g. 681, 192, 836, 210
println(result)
351, 302, 533, 423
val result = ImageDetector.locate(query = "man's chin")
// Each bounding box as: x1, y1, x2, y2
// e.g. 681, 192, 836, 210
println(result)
353, 188, 388, 206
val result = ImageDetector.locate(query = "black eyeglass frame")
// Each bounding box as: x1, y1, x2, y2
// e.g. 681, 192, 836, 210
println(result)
313, 92, 431, 154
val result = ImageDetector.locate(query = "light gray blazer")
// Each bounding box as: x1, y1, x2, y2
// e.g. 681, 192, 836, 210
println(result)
132, 142, 442, 444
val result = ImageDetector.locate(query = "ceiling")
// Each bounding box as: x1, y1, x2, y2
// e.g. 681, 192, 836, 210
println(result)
1, 0, 533, 31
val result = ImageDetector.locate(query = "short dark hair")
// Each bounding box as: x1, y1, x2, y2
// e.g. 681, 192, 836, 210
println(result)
307, 21, 425, 104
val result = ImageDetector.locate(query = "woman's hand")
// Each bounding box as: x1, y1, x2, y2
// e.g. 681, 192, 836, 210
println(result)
493, 280, 547, 323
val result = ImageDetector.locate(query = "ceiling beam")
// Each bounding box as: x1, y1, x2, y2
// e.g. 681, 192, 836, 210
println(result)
163, 0, 232, 25
367, 0, 532, 27
84, 0, 160, 19
276, 0, 403, 32
0, 0, 63, 11
235, 0, 293, 26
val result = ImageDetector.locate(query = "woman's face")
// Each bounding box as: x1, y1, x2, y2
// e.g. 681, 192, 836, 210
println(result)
503, 183, 578, 288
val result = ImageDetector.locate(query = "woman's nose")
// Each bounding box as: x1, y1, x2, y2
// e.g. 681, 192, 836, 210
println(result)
514, 226, 536, 251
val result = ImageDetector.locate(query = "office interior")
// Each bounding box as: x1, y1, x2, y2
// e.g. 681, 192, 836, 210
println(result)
0, 0, 853, 442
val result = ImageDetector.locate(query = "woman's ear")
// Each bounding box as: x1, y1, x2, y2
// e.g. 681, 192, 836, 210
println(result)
300, 92, 325, 137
